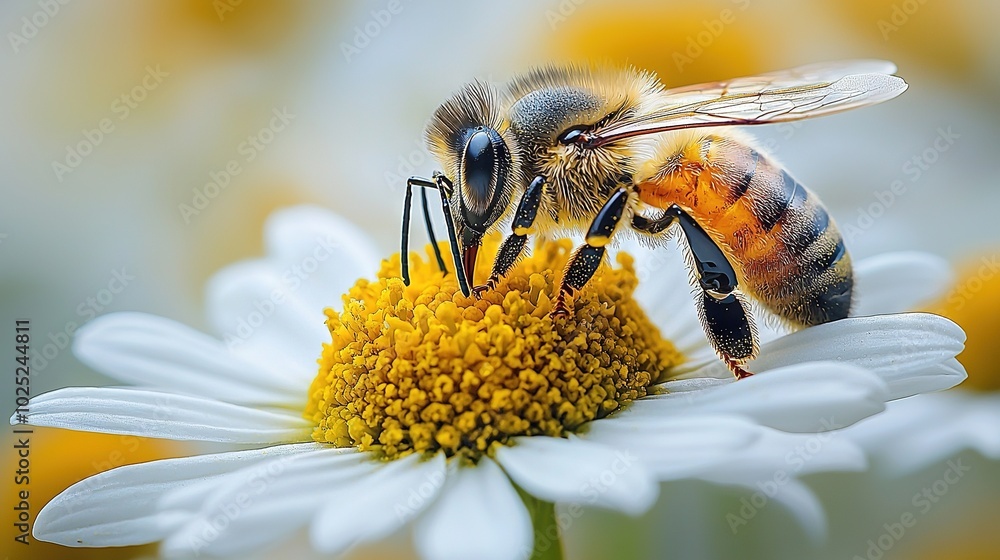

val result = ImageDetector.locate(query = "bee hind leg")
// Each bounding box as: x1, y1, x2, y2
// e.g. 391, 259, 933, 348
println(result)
472, 176, 545, 298
551, 188, 630, 318
670, 206, 759, 379
699, 290, 758, 379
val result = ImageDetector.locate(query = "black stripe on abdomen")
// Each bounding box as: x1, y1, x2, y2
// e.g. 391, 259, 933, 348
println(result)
756, 169, 801, 232
801, 235, 847, 278
730, 148, 759, 202
797, 202, 830, 251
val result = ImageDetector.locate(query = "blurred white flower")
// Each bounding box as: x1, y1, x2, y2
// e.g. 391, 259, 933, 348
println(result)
14, 206, 964, 559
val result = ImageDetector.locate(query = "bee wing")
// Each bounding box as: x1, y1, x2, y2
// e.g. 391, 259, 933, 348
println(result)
660, 59, 899, 98
584, 60, 907, 147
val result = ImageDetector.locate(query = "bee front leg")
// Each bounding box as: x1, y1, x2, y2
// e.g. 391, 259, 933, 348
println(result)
551, 188, 630, 318
472, 176, 545, 298
669, 206, 758, 379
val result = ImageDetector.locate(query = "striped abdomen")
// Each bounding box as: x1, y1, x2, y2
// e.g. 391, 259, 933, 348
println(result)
635, 132, 853, 327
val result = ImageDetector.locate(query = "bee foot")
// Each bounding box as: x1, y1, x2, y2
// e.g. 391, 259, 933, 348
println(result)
471, 284, 491, 300
726, 359, 754, 380
550, 296, 573, 319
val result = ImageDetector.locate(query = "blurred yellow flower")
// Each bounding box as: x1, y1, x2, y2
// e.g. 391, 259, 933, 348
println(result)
926, 253, 1000, 391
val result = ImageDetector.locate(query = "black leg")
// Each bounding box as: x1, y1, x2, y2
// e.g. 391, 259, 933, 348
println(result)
665, 205, 758, 378
432, 173, 471, 296
420, 187, 448, 275
551, 188, 630, 317
631, 209, 676, 234
401, 174, 470, 296
401, 176, 435, 286
700, 291, 756, 379
472, 176, 545, 298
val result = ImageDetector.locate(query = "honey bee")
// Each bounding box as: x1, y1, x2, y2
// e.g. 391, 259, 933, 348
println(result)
400, 60, 907, 379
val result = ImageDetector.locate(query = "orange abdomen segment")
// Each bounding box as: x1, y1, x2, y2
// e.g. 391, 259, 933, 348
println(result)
636, 133, 853, 327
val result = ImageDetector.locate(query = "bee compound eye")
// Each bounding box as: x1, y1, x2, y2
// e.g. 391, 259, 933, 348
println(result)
558, 125, 589, 145
462, 130, 496, 208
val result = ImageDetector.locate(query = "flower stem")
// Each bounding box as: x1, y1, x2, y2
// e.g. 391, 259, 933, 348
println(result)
519, 489, 564, 560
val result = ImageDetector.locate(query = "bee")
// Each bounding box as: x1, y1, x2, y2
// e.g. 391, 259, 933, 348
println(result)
400, 60, 907, 379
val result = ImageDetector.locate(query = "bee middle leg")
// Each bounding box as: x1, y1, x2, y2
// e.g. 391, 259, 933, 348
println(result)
472, 177, 545, 298
551, 188, 630, 318
650, 205, 758, 379
472, 176, 546, 298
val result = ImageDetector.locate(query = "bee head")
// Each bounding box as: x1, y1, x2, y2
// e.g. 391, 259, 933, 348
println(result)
425, 81, 521, 288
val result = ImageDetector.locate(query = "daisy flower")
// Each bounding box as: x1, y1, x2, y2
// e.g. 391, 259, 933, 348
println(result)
14, 206, 965, 559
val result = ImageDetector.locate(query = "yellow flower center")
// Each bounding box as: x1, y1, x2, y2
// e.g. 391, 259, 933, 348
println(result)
304, 237, 682, 460
926, 254, 1000, 392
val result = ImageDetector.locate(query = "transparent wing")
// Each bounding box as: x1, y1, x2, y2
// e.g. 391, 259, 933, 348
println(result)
660, 59, 898, 100
583, 60, 907, 147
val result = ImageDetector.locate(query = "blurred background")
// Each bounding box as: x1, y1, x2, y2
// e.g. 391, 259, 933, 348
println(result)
2, 1, 998, 559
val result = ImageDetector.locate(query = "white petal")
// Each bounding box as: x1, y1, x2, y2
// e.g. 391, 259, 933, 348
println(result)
854, 252, 954, 316
263, 205, 381, 312
770, 480, 826, 541
494, 436, 658, 515
726, 479, 827, 542
160, 448, 376, 558
14, 387, 312, 443
582, 415, 764, 480
696, 429, 867, 483
73, 312, 304, 408
652, 377, 732, 393
885, 357, 967, 402
679, 313, 966, 399
206, 260, 325, 384
415, 458, 532, 560
631, 362, 888, 432
32, 444, 319, 547
847, 391, 1000, 473
310, 452, 447, 554
157, 447, 360, 513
